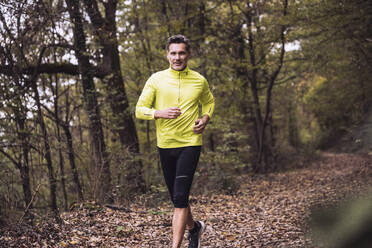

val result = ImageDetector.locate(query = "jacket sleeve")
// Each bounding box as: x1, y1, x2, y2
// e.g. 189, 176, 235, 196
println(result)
135, 78, 156, 120
199, 79, 215, 118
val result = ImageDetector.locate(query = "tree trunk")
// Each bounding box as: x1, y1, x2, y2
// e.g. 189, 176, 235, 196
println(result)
63, 124, 84, 202
160, 0, 171, 36
132, 0, 153, 153
65, 0, 112, 202
75, 83, 84, 146
288, 101, 299, 148
57, 147, 68, 211
52, 76, 68, 211
83, 0, 145, 192
31, 79, 60, 222
244, 9, 266, 172
0, 11, 34, 223
64, 87, 84, 202
243, 0, 288, 173
16, 111, 34, 223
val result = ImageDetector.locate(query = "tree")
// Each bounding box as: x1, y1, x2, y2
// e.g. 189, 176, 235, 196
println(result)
207, 0, 291, 172
65, 0, 113, 202
0, 0, 147, 204
0, 3, 61, 222
299, 0, 372, 147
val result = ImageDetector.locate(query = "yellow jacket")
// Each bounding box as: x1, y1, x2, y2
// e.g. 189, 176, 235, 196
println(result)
136, 67, 215, 148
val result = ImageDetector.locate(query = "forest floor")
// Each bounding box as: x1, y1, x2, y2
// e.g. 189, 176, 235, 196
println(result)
1, 151, 372, 247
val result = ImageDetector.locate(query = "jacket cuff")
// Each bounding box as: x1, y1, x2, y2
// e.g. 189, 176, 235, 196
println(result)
151, 109, 156, 119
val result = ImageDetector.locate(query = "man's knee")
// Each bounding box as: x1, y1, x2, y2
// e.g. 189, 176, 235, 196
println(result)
172, 174, 192, 208
173, 193, 189, 208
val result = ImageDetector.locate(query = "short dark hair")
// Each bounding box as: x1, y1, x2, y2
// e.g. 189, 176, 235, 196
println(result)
166, 34, 190, 52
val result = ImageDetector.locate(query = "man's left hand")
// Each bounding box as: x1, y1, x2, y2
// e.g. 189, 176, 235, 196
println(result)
193, 115, 210, 134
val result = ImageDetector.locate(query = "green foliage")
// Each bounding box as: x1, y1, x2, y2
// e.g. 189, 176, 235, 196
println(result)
293, 0, 372, 149
302, 70, 371, 148
310, 194, 372, 248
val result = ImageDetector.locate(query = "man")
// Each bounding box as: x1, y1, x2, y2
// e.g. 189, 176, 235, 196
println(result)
136, 34, 215, 248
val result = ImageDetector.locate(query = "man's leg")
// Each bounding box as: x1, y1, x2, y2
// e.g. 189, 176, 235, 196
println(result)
159, 146, 201, 248
172, 206, 194, 248
171, 146, 201, 247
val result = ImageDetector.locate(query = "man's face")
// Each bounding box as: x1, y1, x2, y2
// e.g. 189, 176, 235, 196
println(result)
167, 43, 190, 71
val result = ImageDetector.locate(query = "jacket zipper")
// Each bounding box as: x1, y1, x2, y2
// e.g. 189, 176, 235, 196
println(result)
178, 72, 181, 104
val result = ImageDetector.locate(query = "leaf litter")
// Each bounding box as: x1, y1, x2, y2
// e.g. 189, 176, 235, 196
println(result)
1, 152, 371, 247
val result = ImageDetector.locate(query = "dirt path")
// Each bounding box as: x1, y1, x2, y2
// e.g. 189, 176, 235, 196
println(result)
1, 152, 371, 247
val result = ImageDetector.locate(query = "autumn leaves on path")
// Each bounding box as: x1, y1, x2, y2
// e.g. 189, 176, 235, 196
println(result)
196, 152, 372, 247
1, 152, 371, 247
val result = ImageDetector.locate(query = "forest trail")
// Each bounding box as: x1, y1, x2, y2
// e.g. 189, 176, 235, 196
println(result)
333, 107, 372, 154
1, 152, 371, 247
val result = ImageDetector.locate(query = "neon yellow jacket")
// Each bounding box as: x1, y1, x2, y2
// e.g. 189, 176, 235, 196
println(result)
136, 66, 215, 148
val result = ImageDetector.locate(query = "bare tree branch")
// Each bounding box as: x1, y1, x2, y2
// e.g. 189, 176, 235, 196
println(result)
0, 63, 108, 78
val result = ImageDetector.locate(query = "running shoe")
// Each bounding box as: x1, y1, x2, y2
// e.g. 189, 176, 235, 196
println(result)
187, 220, 206, 248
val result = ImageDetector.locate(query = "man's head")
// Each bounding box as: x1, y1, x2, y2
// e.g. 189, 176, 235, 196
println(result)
166, 35, 191, 71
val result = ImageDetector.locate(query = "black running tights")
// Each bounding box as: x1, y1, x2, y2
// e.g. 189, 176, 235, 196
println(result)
158, 146, 201, 208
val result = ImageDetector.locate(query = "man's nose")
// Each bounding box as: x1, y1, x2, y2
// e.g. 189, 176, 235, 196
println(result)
175, 53, 180, 59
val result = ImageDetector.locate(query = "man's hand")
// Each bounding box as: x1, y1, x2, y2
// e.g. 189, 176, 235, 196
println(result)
154, 107, 181, 119
193, 115, 210, 134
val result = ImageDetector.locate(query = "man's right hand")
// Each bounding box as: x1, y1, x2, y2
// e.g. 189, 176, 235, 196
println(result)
154, 107, 181, 119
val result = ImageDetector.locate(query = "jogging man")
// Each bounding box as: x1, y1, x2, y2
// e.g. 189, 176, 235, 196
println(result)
136, 35, 215, 248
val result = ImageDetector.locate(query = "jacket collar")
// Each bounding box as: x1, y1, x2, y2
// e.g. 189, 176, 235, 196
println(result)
168, 66, 189, 76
